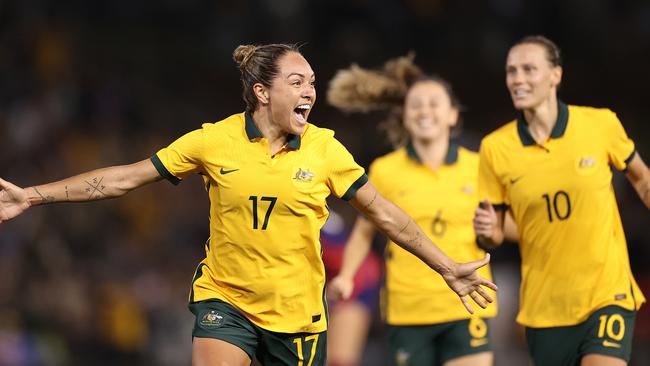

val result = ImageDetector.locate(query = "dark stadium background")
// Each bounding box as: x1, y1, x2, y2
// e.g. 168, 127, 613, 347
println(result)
0, 1, 648, 365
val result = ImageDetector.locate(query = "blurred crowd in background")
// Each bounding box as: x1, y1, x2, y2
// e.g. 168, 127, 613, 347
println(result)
0, 1, 648, 365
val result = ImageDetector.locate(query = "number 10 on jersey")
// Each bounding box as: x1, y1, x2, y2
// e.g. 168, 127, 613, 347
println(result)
541, 191, 571, 222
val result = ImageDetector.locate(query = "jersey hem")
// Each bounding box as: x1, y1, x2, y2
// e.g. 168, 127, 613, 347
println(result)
517, 301, 640, 328
386, 312, 497, 326
189, 296, 328, 334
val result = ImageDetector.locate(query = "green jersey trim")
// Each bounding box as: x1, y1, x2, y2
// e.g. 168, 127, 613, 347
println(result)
151, 154, 181, 185
517, 101, 569, 146
341, 174, 369, 201
245, 111, 301, 149
406, 140, 460, 165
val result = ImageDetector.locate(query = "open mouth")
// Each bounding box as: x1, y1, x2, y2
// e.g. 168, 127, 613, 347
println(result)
294, 104, 310, 123
512, 89, 530, 98
416, 118, 436, 127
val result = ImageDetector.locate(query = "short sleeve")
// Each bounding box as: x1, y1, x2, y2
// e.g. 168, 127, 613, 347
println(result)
604, 110, 636, 171
151, 128, 205, 185
326, 137, 367, 200
478, 139, 507, 208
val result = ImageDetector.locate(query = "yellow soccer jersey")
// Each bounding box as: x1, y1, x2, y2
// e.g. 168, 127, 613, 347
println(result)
151, 112, 367, 333
478, 102, 645, 328
372, 142, 497, 325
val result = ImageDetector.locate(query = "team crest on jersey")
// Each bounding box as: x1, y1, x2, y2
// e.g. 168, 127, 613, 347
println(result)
579, 157, 596, 168
461, 185, 475, 195
576, 155, 597, 175
293, 168, 315, 182
200, 310, 224, 327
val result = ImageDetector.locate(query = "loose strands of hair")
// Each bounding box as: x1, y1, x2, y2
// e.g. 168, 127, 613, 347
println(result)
327, 54, 464, 148
233, 45, 259, 72
327, 54, 423, 147
232, 43, 302, 112
327, 53, 422, 113
327, 65, 403, 113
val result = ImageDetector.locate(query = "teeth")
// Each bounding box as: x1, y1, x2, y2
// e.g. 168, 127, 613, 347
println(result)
296, 104, 311, 110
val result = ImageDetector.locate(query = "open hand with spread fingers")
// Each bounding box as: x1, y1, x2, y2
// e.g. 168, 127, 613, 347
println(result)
442, 254, 497, 314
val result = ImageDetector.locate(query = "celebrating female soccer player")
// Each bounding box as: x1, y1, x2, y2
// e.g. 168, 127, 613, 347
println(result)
328, 55, 511, 366
0, 43, 496, 366
474, 35, 649, 366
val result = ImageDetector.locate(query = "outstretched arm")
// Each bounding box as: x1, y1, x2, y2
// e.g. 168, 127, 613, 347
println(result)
349, 182, 497, 313
0, 159, 162, 223
328, 216, 376, 300
626, 153, 650, 209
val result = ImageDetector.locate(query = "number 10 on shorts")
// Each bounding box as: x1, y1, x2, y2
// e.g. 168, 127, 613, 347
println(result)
598, 313, 625, 341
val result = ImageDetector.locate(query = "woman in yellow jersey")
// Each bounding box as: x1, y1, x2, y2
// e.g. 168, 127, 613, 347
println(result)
0, 43, 497, 366
474, 35, 650, 366
327, 55, 511, 366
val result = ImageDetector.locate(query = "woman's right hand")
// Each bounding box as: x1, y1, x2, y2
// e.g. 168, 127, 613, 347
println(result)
327, 275, 355, 300
442, 254, 497, 313
0, 178, 30, 223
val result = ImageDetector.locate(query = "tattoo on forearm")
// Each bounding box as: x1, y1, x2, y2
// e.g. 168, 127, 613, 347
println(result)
33, 187, 55, 204
65, 185, 69, 200
395, 219, 422, 250
396, 218, 412, 237
431, 262, 445, 275
405, 231, 422, 250
84, 177, 107, 199
363, 191, 377, 210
